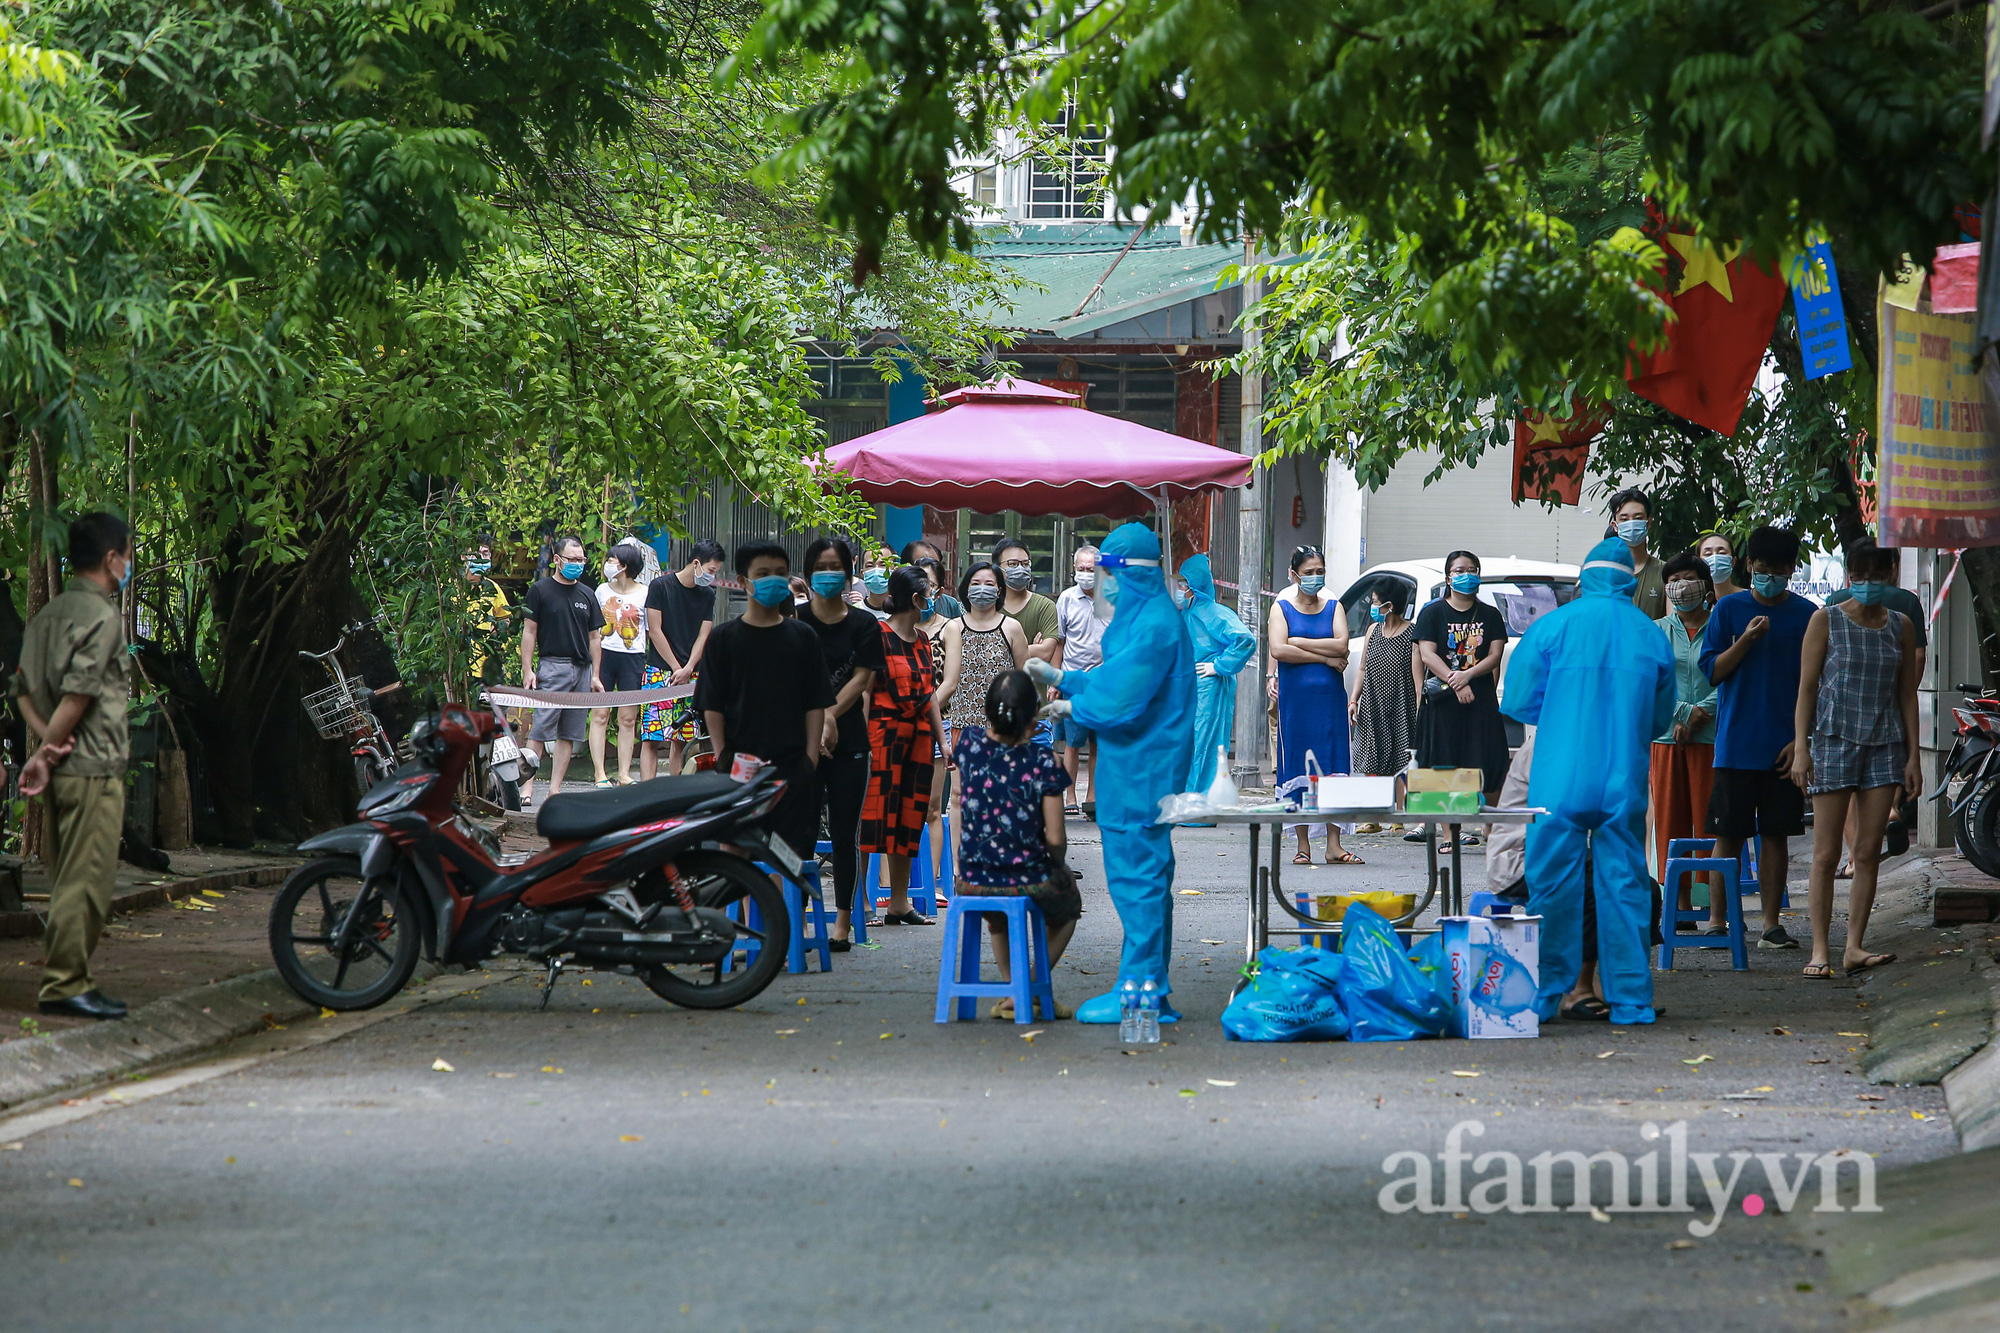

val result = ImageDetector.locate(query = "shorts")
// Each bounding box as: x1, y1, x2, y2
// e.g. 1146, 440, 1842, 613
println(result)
955, 874, 1084, 928
1808, 736, 1907, 795
1707, 765, 1806, 841
528, 658, 589, 744
1057, 714, 1094, 749
598, 651, 644, 693
640, 665, 700, 744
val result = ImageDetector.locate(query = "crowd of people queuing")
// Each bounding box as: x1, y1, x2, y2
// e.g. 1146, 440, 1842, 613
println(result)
477, 487, 1922, 1018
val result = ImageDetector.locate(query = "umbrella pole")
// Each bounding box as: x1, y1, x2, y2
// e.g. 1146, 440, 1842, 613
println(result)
1154, 487, 1171, 568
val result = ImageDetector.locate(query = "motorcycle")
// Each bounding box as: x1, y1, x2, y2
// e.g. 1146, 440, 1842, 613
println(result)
1930, 687, 2000, 878
268, 698, 811, 1012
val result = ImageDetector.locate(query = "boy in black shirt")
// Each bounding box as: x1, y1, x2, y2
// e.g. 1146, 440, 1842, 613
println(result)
641, 538, 723, 778
694, 543, 833, 859
520, 533, 603, 806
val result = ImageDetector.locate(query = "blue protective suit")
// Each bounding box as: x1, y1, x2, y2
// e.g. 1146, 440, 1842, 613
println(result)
1181, 554, 1258, 792
1059, 523, 1197, 1018
1501, 538, 1676, 1024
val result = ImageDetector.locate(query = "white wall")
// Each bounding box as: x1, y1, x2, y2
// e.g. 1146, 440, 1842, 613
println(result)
1360, 445, 1614, 569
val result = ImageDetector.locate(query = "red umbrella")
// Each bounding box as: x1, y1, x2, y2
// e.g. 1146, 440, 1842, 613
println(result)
817, 378, 1252, 519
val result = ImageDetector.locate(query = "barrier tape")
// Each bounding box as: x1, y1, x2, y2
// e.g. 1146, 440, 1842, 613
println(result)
1930, 549, 1963, 634
486, 682, 695, 710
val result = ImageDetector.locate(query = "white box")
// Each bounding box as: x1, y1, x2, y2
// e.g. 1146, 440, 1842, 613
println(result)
1316, 775, 1396, 813
1440, 911, 1541, 1039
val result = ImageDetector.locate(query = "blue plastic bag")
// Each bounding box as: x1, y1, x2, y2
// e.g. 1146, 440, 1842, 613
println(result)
1336, 903, 1450, 1041
1220, 946, 1349, 1041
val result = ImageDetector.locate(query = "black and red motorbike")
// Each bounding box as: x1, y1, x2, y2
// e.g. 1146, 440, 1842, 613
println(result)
1932, 687, 2000, 878
269, 699, 810, 1011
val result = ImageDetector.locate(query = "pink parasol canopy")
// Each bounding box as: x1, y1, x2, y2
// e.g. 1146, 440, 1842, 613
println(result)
817, 378, 1252, 519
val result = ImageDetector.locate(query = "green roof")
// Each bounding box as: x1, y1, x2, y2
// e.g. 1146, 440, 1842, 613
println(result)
973, 223, 1245, 336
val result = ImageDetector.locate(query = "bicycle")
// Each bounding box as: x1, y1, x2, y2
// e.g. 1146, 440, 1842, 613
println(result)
299, 625, 404, 795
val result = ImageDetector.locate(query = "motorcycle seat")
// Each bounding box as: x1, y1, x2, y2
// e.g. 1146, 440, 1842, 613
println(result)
536, 772, 742, 842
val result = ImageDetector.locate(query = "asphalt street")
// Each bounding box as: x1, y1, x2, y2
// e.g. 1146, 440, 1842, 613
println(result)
0, 821, 1957, 1332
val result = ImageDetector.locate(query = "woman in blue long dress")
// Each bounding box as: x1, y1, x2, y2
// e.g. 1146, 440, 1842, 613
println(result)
1268, 546, 1359, 865
1179, 554, 1258, 792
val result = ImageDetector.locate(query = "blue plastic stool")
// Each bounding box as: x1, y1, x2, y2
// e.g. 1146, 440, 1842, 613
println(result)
1657, 852, 1748, 970
1667, 837, 1785, 910
724, 863, 832, 975
815, 840, 864, 946
866, 816, 951, 916
935, 894, 1055, 1024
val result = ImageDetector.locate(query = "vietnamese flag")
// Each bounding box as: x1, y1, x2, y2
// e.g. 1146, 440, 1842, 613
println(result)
1626, 233, 1786, 436
1512, 404, 1609, 506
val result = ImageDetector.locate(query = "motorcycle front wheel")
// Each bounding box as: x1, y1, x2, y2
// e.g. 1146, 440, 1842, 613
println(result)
1957, 779, 2000, 880
269, 856, 423, 1010
638, 851, 789, 1010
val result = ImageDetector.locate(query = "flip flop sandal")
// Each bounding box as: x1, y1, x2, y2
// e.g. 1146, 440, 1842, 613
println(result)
594, 778, 615, 788
1845, 952, 1897, 975
1457, 833, 1484, 847
883, 910, 933, 926
1325, 851, 1366, 865
1292, 851, 1313, 865
1561, 997, 1612, 1021
1834, 863, 1853, 880
1801, 962, 1835, 979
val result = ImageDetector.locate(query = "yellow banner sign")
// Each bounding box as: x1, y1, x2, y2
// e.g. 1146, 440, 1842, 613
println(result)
1877, 302, 2000, 548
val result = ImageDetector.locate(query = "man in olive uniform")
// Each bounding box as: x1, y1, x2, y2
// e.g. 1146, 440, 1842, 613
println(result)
16, 512, 134, 1020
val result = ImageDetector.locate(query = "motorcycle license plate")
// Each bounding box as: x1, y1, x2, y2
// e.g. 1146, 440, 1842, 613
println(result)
765, 832, 803, 877
492, 734, 520, 764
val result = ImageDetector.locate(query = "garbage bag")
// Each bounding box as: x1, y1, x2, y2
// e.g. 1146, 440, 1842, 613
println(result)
1337, 903, 1450, 1042
1220, 946, 1349, 1041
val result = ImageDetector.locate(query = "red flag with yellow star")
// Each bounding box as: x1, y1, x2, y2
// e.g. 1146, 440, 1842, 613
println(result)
1626, 232, 1786, 436
1513, 405, 1610, 506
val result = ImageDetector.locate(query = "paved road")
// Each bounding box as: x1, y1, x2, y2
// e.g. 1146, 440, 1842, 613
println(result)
0, 823, 1956, 1331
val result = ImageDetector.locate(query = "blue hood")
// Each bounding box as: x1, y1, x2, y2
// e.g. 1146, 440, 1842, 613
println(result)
1579, 536, 1638, 598
1101, 521, 1166, 608
1179, 552, 1217, 606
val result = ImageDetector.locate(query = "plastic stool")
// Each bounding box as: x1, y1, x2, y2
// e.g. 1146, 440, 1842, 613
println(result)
1666, 836, 1785, 910
815, 840, 865, 946
935, 895, 1055, 1024
724, 863, 832, 975
866, 819, 945, 916
1657, 853, 1748, 970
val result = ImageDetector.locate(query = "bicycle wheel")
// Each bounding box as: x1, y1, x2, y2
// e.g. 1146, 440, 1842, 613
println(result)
269, 857, 422, 1010
638, 852, 789, 1010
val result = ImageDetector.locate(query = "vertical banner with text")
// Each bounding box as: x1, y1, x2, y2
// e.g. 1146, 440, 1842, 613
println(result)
1877, 302, 2000, 547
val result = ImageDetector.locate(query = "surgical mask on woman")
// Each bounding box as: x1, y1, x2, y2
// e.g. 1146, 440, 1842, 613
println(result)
1616, 519, 1648, 546
1369, 604, 1386, 624
1751, 572, 1788, 599
1667, 579, 1706, 609
1848, 580, 1887, 606
1450, 571, 1480, 595
1298, 573, 1325, 596
1003, 565, 1034, 591
750, 575, 792, 607
559, 559, 584, 580
1074, 569, 1096, 591
862, 567, 889, 596
966, 583, 1001, 609
1704, 553, 1732, 584
603, 561, 621, 582
809, 571, 847, 599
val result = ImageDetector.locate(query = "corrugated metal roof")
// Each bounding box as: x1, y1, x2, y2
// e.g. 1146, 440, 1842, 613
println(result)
973, 223, 1245, 334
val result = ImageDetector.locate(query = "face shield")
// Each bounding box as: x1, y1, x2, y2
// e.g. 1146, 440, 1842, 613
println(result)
1091, 552, 1161, 620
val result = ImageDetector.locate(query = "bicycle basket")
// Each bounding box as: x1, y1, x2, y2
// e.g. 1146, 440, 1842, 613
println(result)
301, 682, 369, 739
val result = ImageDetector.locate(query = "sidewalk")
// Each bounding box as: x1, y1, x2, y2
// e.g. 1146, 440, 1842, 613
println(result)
0, 847, 303, 1034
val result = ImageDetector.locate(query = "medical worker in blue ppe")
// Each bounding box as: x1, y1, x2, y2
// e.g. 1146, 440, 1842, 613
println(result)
1501, 537, 1676, 1025
1179, 554, 1258, 792
1027, 522, 1196, 1023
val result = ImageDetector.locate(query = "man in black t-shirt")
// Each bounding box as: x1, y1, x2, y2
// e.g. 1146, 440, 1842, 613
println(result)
640, 538, 723, 778
520, 533, 603, 806
693, 543, 833, 858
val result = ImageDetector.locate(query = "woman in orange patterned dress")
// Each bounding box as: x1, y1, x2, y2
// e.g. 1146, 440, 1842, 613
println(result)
859, 567, 946, 925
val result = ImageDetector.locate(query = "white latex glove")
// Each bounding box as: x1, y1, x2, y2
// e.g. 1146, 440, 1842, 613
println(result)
1195, 661, 1218, 678
1037, 699, 1072, 721
1024, 657, 1062, 691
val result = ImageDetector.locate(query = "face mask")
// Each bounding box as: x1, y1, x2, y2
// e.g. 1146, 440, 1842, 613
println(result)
1848, 580, 1887, 606
966, 584, 1000, 608
1369, 604, 1386, 623
862, 568, 889, 596
1003, 565, 1033, 590
559, 560, 584, 580
1450, 572, 1480, 595
1751, 573, 1788, 599
1074, 569, 1096, 590
118, 557, 133, 591
1171, 585, 1192, 609
1616, 519, 1648, 546
1298, 573, 1325, 595
810, 571, 848, 599
1667, 580, 1705, 609
465, 559, 491, 575
1101, 573, 1119, 606
750, 575, 792, 607
693, 568, 716, 588
1704, 554, 1732, 583
603, 562, 621, 582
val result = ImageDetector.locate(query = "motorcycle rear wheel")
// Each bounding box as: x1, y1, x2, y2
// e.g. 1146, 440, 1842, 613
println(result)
637, 851, 789, 1010
1957, 780, 2000, 880
269, 856, 422, 1010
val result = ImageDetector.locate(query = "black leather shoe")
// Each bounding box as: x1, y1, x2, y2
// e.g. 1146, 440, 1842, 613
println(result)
39, 990, 128, 1020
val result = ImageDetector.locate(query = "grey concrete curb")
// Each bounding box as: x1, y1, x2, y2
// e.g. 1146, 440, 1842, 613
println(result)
0, 863, 293, 939
0, 962, 439, 1110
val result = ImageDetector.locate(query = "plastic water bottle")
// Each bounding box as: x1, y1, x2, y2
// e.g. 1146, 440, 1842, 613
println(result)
1136, 977, 1162, 1044
1118, 979, 1142, 1043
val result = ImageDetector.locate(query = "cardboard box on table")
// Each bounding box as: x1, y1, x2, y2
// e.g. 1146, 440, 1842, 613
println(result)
1439, 910, 1541, 1039
1404, 767, 1483, 816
